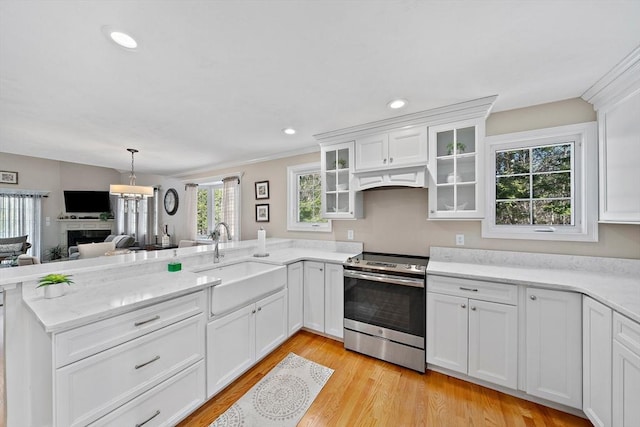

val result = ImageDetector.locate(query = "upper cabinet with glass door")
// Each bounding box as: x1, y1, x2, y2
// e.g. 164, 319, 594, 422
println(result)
428, 119, 485, 219
321, 141, 363, 219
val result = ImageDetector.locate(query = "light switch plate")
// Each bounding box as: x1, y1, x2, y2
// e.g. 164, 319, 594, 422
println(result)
347, 230, 354, 240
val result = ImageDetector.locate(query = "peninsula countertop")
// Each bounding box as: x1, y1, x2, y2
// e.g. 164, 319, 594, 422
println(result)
17, 239, 362, 333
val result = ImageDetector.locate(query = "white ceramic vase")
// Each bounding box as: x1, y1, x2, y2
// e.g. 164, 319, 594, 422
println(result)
44, 284, 67, 299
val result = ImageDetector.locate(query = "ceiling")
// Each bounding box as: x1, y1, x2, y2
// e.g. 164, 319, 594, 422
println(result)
1, 1, 639, 176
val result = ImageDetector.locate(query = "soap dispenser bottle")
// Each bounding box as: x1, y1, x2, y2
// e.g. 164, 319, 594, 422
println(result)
168, 249, 182, 272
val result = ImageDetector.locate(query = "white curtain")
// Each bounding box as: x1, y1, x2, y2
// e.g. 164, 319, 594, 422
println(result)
221, 176, 240, 241
0, 191, 44, 257
184, 183, 198, 240
114, 196, 152, 246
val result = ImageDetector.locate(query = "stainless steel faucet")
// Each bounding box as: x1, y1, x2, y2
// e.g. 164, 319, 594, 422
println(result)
211, 222, 231, 263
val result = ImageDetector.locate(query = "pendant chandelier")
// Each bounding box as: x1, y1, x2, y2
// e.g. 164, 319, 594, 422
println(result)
109, 148, 154, 199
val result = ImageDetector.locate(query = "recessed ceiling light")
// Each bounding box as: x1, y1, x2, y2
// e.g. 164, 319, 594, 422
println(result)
102, 26, 138, 50
388, 99, 408, 109
282, 128, 296, 135
110, 31, 137, 49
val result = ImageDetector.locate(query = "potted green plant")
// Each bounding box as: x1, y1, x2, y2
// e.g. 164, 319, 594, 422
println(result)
446, 142, 466, 155
47, 244, 66, 261
338, 158, 348, 169
37, 273, 73, 299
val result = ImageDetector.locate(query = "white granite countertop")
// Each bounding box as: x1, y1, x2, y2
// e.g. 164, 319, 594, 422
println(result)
18, 239, 362, 333
428, 247, 640, 324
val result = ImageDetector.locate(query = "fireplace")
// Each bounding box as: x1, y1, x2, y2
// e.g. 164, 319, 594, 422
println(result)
67, 229, 112, 247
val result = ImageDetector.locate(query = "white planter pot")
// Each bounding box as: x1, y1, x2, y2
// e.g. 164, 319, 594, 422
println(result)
43, 284, 67, 299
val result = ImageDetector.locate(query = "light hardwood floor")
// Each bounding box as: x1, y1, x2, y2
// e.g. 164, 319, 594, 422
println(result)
179, 331, 591, 427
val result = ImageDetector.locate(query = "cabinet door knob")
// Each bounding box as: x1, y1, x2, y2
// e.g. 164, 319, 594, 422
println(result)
258, 307, 262, 311
530, 295, 537, 301
383, 158, 387, 164
461, 304, 466, 309
389, 157, 393, 163
470, 306, 476, 311
252, 309, 256, 314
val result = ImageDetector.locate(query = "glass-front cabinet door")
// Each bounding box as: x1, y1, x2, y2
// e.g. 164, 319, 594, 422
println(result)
321, 141, 361, 219
428, 119, 484, 219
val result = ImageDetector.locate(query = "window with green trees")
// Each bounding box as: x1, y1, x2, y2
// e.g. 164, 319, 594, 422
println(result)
197, 185, 223, 237
287, 163, 331, 232
495, 143, 573, 225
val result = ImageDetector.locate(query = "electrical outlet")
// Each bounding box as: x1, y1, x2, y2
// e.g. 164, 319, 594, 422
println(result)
455, 234, 465, 246
347, 229, 354, 240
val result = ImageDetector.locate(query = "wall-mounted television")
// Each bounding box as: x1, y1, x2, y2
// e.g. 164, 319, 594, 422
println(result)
63, 191, 111, 213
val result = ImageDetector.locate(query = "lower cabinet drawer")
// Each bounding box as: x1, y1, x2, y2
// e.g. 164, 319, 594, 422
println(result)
56, 315, 205, 427
427, 275, 517, 305
89, 361, 205, 427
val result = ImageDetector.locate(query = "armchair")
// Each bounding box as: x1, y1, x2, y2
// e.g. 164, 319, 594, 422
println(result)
0, 235, 31, 261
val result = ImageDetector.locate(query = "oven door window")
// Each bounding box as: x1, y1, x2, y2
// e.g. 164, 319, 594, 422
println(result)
344, 275, 425, 337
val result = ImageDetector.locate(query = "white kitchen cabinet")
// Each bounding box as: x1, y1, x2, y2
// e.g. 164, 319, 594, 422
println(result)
255, 290, 288, 360
206, 289, 287, 397
320, 141, 363, 219
206, 303, 254, 398
303, 261, 344, 339
324, 263, 344, 339
304, 261, 325, 332
583, 296, 612, 427
427, 276, 518, 389
428, 119, 484, 219
51, 291, 206, 427
525, 288, 582, 409
612, 312, 640, 427
355, 127, 427, 171
427, 292, 468, 373
583, 47, 640, 223
88, 360, 205, 427
287, 262, 304, 336
468, 299, 518, 388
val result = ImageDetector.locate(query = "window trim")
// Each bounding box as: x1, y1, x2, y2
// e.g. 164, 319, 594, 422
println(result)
287, 162, 332, 232
191, 171, 243, 241
482, 122, 598, 242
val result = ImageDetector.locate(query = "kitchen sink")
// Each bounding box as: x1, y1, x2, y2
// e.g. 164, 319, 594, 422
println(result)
192, 261, 286, 317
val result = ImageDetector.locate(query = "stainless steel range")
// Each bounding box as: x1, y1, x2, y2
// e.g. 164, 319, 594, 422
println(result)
343, 252, 428, 372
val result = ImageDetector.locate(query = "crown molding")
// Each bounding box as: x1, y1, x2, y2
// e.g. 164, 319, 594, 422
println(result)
313, 95, 498, 144
582, 45, 640, 110
172, 144, 320, 179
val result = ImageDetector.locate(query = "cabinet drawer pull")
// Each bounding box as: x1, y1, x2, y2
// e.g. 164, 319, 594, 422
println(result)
530, 295, 537, 301
459, 287, 478, 292
136, 410, 161, 427
135, 355, 160, 370
134, 315, 160, 327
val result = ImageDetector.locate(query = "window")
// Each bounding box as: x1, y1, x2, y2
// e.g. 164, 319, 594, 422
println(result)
0, 190, 45, 257
197, 184, 223, 236
287, 163, 331, 232
482, 122, 598, 241
196, 175, 240, 240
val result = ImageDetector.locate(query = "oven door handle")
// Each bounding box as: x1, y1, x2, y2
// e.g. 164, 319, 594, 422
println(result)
343, 270, 425, 288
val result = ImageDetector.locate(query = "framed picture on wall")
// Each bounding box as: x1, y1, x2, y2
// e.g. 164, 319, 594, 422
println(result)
0, 171, 18, 184
256, 204, 269, 222
255, 180, 269, 199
